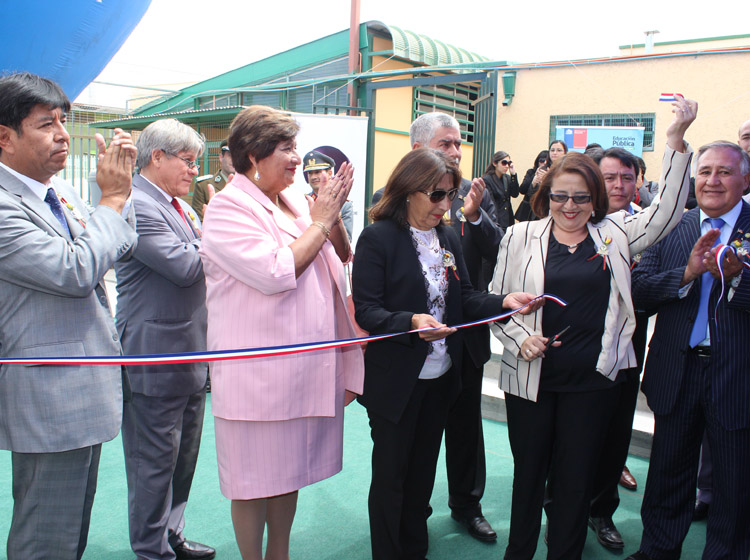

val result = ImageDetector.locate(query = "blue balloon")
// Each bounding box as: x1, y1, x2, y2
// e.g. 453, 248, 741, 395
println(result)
0, 0, 152, 100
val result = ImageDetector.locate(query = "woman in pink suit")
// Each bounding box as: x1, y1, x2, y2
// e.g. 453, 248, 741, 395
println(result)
199, 105, 364, 560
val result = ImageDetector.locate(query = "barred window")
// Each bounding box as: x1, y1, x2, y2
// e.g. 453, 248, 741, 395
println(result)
550, 113, 655, 151
413, 83, 479, 144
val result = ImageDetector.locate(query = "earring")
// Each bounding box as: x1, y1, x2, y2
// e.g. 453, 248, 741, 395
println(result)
407, 198, 410, 203
591, 210, 595, 217
254, 170, 260, 181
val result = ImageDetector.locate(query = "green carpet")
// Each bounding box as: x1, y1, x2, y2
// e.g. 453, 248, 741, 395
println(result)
0, 396, 707, 559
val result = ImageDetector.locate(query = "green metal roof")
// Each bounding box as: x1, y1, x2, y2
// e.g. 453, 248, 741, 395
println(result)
127, 21, 491, 118
385, 24, 490, 67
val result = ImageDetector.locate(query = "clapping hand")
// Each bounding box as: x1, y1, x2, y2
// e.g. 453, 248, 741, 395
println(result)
308, 162, 354, 228
462, 178, 485, 222
95, 128, 136, 212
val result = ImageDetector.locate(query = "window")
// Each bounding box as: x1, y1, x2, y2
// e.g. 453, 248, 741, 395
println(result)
550, 113, 656, 151
197, 93, 239, 110
413, 83, 479, 144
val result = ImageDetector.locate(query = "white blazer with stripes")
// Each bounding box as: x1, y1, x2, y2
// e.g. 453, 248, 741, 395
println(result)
490, 144, 693, 401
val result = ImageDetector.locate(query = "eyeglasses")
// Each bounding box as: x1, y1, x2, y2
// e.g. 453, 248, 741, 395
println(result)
549, 193, 592, 204
500, 160, 512, 166
221, 146, 230, 153
164, 150, 200, 170
418, 188, 459, 203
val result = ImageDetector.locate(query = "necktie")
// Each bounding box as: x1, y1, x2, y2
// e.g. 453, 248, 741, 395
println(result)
689, 217, 725, 347
44, 187, 71, 236
170, 198, 190, 227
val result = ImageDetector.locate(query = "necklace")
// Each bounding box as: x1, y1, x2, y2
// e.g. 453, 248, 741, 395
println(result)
412, 227, 440, 253
552, 229, 586, 254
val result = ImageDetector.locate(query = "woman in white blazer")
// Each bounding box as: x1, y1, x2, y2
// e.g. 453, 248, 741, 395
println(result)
490, 98, 696, 560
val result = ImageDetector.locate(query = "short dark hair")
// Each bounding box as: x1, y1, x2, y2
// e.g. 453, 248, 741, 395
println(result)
0, 72, 70, 155
600, 147, 639, 174
228, 105, 300, 175
369, 148, 461, 227
636, 156, 646, 176
531, 151, 608, 223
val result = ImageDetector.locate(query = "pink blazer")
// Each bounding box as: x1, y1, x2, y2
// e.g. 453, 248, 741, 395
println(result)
199, 173, 364, 421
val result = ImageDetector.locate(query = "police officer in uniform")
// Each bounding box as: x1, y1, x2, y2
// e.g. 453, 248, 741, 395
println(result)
192, 139, 234, 220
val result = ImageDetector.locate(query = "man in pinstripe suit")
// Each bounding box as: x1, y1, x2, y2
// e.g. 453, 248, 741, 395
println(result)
629, 141, 750, 560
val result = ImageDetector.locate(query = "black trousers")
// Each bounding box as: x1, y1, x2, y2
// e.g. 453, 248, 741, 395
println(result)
444, 354, 486, 516
505, 385, 620, 560
590, 311, 649, 518
640, 353, 750, 560
368, 373, 454, 560
589, 367, 640, 517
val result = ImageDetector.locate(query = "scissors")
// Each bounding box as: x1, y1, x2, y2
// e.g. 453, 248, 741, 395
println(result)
545, 325, 570, 350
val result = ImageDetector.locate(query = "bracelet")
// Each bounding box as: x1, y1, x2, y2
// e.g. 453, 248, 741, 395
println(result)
335, 214, 343, 225
311, 221, 330, 238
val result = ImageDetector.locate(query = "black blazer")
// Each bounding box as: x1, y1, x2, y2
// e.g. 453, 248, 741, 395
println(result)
483, 172, 519, 231
632, 203, 750, 430
449, 178, 504, 367
352, 219, 507, 423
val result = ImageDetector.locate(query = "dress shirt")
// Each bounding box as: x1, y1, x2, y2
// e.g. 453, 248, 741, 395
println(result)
678, 200, 743, 345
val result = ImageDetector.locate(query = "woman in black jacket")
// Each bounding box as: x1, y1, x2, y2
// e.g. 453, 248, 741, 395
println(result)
352, 148, 539, 560
516, 150, 551, 222
482, 150, 520, 231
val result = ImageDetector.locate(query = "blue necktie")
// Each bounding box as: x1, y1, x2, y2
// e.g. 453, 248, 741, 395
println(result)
44, 187, 71, 236
689, 217, 724, 347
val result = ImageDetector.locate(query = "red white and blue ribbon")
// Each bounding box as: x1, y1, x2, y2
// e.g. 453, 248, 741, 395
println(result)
0, 294, 567, 366
712, 243, 750, 323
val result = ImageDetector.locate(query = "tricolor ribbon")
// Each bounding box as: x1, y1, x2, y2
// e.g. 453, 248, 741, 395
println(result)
0, 294, 567, 366
711, 243, 750, 324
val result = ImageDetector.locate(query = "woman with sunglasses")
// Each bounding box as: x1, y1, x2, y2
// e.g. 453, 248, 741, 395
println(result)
352, 148, 541, 560
482, 150, 520, 231
489, 98, 697, 560
516, 150, 551, 222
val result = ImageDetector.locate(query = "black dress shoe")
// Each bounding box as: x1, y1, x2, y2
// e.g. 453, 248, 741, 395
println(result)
172, 540, 216, 560
588, 517, 624, 550
451, 511, 497, 542
693, 499, 710, 521
624, 551, 656, 560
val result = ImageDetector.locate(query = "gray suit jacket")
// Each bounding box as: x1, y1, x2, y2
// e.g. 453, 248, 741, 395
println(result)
115, 174, 207, 397
0, 166, 137, 453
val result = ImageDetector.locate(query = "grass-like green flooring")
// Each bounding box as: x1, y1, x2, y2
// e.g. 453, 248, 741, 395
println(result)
0, 397, 707, 559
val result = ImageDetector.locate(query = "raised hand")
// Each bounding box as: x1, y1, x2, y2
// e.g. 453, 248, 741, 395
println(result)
666, 94, 698, 153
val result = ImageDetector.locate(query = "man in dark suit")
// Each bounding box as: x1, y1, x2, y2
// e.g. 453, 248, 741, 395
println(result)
410, 112, 504, 541
586, 147, 646, 550
115, 119, 214, 560
0, 72, 138, 560
628, 141, 750, 560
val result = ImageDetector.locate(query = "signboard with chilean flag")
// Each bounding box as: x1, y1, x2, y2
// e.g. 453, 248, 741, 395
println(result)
556, 126, 645, 157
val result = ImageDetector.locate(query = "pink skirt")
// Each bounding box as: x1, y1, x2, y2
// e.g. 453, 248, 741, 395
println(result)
214, 369, 346, 500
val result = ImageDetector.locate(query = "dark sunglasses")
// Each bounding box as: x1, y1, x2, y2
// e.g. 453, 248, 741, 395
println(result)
221, 146, 230, 153
500, 159, 512, 166
549, 193, 592, 204
419, 188, 459, 203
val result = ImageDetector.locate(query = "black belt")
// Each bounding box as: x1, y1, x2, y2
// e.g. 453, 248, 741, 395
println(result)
688, 345, 711, 358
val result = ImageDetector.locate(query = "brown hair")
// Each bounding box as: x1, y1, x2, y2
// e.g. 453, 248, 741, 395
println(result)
228, 105, 300, 175
531, 151, 608, 223
370, 148, 461, 226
